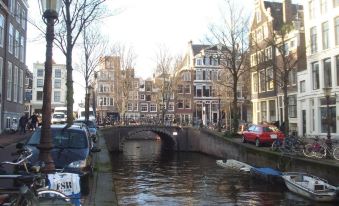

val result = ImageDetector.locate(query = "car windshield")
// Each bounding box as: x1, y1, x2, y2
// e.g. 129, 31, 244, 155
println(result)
53, 114, 65, 118
27, 128, 88, 149
263, 126, 280, 132
74, 120, 96, 128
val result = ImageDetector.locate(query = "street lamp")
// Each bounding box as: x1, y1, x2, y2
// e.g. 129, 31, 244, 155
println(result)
38, 0, 62, 172
323, 87, 332, 158
218, 94, 221, 132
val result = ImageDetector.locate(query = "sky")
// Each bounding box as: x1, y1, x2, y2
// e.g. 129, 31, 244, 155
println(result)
26, 0, 300, 107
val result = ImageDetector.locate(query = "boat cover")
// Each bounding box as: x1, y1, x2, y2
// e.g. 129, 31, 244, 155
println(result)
252, 167, 282, 176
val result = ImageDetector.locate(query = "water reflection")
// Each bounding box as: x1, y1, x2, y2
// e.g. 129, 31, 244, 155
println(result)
110, 140, 331, 206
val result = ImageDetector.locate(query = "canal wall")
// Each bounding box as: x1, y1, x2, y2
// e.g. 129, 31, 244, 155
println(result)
102, 126, 339, 185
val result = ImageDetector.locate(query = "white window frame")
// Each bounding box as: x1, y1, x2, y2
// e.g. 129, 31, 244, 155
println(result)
19, 69, 23, 103
150, 103, 157, 112
8, 24, 13, 54
140, 103, 148, 112
20, 36, 24, 62
0, 14, 4, 47
7, 62, 12, 101
13, 66, 18, 102
54, 91, 60, 102
14, 30, 19, 58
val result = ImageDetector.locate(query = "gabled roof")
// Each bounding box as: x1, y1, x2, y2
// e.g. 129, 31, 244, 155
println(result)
192, 44, 210, 56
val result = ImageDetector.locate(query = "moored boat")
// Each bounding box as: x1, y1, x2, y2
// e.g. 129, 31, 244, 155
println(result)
282, 172, 339, 202
216, 159, 253, 172
250, 167, 283, 184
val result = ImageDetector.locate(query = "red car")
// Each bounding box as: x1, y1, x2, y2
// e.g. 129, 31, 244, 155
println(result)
242, 124, 285, 147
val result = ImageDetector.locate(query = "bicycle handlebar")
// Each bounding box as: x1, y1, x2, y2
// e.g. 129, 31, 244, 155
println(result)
1, 147, 32, 166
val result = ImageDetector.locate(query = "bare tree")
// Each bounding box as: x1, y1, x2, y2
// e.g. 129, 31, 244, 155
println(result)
110, 43, 137, 124
77, 25, 108, 121
52, 0, 108, 125
154, 46, 183, 125
207, 0, 250, 133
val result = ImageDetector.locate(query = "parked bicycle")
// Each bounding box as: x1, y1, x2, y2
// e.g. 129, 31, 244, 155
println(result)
302, 136, 339, 160
0, 144, 71, 205
271, 135, 306, 155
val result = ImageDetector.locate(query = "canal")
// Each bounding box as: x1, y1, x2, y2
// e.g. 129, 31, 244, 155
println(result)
110, 139, 330, 206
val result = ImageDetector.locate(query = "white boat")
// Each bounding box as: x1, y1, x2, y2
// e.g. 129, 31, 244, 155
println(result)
282, 172, 339, 202
216, 159, 253, 172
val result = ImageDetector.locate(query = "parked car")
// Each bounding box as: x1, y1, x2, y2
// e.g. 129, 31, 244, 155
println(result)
21, 124, 100, 195
74, 119, 98, 143
242, 124, 285, 147
51, 112, 66, 124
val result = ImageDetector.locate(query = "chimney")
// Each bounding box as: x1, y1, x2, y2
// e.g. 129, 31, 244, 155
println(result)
283, 0, 292, 23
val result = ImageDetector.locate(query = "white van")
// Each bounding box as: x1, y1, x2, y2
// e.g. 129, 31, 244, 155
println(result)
77, 107, 95, 120
54, 107, 67, 116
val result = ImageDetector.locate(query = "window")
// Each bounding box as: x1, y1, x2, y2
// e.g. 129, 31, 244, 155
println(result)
177, 100, 184, 109
127, 103, 132, 111
16, 2, 21, 23
335, 17, 339, 45
145, 95, 151, 101
37, 69, 44, 77
133, 103, 138, 111
54, 91, 60, 102
21, 9, 26, 30
184, 85, 190, 94
0, 15, 4, 47
55, 69, 61, 78
36, 91, 43, 101
300, 80, 306, 93
309, 0, 315, 19
140, 104, 148, 112
196, 58, 202, 65
140, 94, 145, 100
7, 62, 12, 100
196, 86, 202, 97
320, 97, 336, 133
150, 104, 157, 112
312, 62, 319, 90
310, 26, 317, 53
196, 70, 202, 80
269, 100, 276, 122
259, 70, 266, 92
252, 72, 258, 93
9, 0, 14, 14
185, 100, 191, 109
288, 95, 297, 118
54, 79, 61, 88
13, 66, 18, 102
20, 36, 24, 62
261, 101, 267, 122
266, 67, 274, 91
288, 68, 297, 86
19, 69, 23, 103
324, 58, 332, 87
8, 24, 13, 54
168, 102, 174, 111
320, 0, 328, 14
37, 79, 43, 88
322, 22, 329, 50
14, 30, 19, 58
177, 85, 183, 93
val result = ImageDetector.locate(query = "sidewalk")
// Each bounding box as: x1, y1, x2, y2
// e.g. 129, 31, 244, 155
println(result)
83, 131, 118, 206
0, 131, 32, 146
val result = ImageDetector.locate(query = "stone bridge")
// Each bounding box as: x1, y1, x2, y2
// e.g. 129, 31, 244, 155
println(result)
101, 125, 191, 152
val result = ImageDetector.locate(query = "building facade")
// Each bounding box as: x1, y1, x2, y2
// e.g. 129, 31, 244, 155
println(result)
95, 56, 121, 123
0, 0, 28, 132
31, 62, 67, 114
298, 0, 339, 138
249, 0, 305, 134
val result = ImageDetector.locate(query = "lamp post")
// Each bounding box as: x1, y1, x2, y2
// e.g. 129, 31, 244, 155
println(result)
38, 0, 62, 172
323, 87, 332, 158
218, 94, 221, 132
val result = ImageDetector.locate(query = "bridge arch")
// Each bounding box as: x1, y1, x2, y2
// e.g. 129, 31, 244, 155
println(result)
119, 126, 178, 151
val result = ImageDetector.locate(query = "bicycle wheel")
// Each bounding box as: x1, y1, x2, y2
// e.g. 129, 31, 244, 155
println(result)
303, 144, 314, 157
333, 147, 339, 160
13, 195, 38, 206
37, 189, 72, 205
314, 145, 326, 158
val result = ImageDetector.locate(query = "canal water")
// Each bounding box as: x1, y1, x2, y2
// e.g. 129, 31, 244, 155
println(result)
110, 140, 331, 206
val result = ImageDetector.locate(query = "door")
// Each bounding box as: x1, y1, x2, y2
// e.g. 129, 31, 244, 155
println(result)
302, 110, 306, 136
